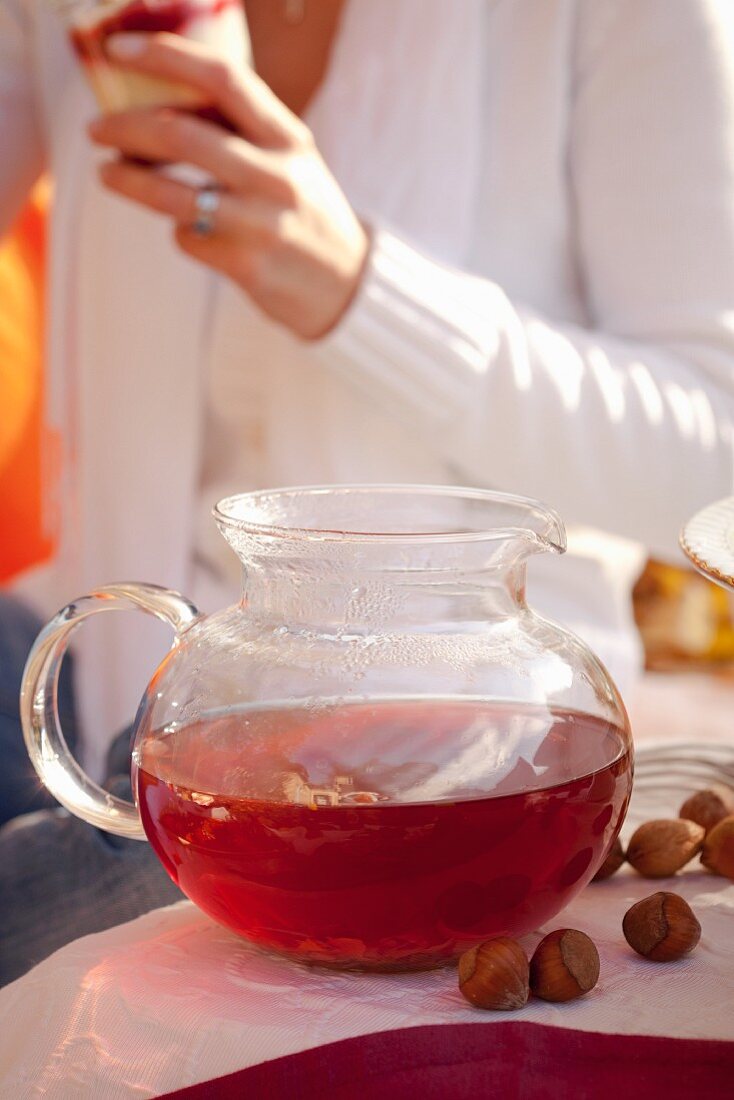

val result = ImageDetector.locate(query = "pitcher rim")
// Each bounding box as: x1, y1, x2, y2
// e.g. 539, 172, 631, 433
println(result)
213, 484, 566, 551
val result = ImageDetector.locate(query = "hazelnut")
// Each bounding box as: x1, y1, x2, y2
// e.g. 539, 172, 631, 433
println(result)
458, 938, 529, 1010
679, 787, 734, 834
700, 814, 734, 879
622, 892, 701, 961
626, 819, 704, 878
529, 929, 600, 1002
592, 836, 626, 881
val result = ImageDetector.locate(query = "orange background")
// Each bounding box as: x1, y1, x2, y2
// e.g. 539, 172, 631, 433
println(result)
0, 183, 57, 583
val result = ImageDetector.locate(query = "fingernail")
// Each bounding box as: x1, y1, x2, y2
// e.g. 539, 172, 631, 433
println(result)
106, 33, 148, 59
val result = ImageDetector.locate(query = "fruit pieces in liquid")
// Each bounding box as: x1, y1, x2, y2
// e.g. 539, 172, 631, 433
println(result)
135, 699, 632, 971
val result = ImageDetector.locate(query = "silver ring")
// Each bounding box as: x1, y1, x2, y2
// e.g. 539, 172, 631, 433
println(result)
191, 184, 221, 237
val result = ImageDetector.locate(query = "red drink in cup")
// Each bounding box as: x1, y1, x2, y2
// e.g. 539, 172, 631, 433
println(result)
56, 0, 248, 113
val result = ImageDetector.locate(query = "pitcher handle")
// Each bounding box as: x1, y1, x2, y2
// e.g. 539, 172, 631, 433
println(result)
20, 583, 199, 840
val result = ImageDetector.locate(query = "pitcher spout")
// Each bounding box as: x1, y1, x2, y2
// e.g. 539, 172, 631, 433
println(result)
508, 497, 566, 557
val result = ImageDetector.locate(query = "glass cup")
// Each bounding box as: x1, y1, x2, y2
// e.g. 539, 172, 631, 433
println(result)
55, 0, 249, 113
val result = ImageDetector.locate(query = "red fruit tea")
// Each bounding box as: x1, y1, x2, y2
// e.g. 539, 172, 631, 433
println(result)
69, 0, 239, 62
135, 699, 632, 971
66, 0, 244, 118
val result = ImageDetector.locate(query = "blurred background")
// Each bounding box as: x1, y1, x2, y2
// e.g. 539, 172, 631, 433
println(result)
4, 182, 734, 682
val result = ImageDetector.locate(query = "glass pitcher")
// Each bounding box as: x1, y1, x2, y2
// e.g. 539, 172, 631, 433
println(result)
21, 485, 633, 971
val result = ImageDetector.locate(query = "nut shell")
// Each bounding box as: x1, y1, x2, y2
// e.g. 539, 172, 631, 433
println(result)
679, 788, 734, 834
529, 929, 600, 1002
626, 819, 704, 878
592, 836, 626, 881
700, 814, 734, 879
622, 892, 701, 962
458, 938, 529, 1010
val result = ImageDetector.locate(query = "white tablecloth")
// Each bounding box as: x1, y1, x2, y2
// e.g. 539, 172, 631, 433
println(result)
1, 674, 733, 1098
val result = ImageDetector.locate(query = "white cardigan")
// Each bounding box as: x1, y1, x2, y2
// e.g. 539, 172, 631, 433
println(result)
2, 0, 734, 766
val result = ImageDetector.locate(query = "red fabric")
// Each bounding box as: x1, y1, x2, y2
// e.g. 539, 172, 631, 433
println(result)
160, 1022, 732, 1099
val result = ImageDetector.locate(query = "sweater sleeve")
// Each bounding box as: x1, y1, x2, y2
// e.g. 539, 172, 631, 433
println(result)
0, 0, 45, 236
315, 0, 734, 562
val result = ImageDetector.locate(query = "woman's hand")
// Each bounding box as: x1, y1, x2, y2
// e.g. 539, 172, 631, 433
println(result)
89, 33, 369, 339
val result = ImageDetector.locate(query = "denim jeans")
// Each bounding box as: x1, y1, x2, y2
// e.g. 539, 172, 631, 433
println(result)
0, 595, 79, 825
0, 595, 182, 987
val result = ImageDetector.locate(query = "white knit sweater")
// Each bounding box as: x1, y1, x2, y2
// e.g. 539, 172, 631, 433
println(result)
2, 0, 734, 761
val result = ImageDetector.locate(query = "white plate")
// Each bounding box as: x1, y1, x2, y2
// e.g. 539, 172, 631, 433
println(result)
680, 495, 734, 590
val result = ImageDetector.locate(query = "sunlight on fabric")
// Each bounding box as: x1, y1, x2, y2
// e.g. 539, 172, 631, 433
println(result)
587, 345, 625, 424
38, 961, 123, 1094
526, 319, 583, 409
689, 387, 720, 451
506, 309, 533, 392
447, 275, 504, 376
628, 361, 664, 427
666, 381, 699, 440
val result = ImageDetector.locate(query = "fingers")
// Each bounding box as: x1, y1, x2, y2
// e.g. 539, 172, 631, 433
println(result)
89, 108, 291, 200
98, 159, 281, 244
173, 221, 250, 276
105, 32, 306, 149
99, 159, 214, 222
